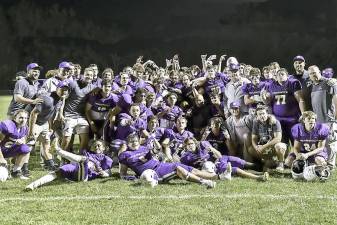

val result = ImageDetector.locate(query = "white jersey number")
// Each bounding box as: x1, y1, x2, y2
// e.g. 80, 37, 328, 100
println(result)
275, 94, 286, 105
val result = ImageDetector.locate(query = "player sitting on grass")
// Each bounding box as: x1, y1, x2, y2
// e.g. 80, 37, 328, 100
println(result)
118, 134, 233, 189
180, 137, 269, 181
25, 139, 113, 190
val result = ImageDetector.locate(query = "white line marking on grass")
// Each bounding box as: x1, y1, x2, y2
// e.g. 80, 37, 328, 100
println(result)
1, 194, 337, 202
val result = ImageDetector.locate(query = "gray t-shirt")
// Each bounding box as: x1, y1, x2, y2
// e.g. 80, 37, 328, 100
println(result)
64, 80, 96, 119
252, 119, 282, 145
7, 78, 39, 116
34, 95, 61, 125
226, 114, 253, 143
311, 77, 337, 123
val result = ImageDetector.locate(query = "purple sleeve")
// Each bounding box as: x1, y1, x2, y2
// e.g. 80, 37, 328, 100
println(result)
118, 113, 131, 121
118, 151, 129, 164
118, 94, 133, 110
180, 151, 197, 166
318, 124, 330, 140
241, 83, 249, 95
101, 156, 113, 170
163, 129, 174, 140
0, 122, 8, 134
291, 124, 301, 140
200, 141, 211, 150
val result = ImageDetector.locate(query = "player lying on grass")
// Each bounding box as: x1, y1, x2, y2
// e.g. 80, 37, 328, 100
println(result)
25, 139, 113, 190
180, 137, 269, 182
118, 133, 232, 188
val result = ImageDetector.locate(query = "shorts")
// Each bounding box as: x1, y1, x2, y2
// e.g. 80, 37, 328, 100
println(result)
288, 149, 328, 164
216, 155, 246, 174
1, 144, 31, 158
63, 117, 89, 137
59, 161, 88, 181
154, 162, 193, 182
33, 122, 51, 142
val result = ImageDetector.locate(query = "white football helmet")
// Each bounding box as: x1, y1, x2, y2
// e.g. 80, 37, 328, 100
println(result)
291, 160, 306, 180
140, 169, 159, 188
0, 166, 9, 182
226, 57, 239, 67
303, 165, 330, 182
202, 161, 216, 174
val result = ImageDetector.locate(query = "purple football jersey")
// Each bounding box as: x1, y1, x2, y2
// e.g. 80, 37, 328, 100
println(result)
0, 120, 28, 148
84, 150, 113, 180
115, 113, 147, 140
242, 82, 266, 108
291, 123, 329, 153
180, 141, 211, 168
118, 146, 160, 176
163, 127, 194, 154
88, 92, 119, 120
265, 79, 302, 118
204, 73, 229, 96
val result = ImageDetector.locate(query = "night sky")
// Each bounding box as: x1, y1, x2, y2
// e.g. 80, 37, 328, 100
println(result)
0, 0, 336, 88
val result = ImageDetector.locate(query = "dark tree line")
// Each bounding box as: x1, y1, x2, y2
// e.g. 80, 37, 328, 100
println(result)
0, 0, 336, 89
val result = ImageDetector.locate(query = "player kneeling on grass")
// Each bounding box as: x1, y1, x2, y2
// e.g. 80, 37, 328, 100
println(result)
118, 134, 232, 188
250, 105, 287, 171
285, 111, 330, 168
180, 138, 269, 182
25, 139, 113, 190
0, 109, 31, 179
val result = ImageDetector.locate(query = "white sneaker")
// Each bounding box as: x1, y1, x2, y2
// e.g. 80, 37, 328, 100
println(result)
258, 172, 269, 182
25, 184, 35, 191
276, 162, 284, 172
219, 162, 232, 180
201, 179, 216, 189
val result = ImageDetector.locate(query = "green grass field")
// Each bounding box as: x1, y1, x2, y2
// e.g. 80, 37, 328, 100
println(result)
1, 95, 337, 225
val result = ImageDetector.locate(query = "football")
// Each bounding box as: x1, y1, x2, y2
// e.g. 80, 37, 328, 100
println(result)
0, 166, 9, 182
140, 169, 159, 188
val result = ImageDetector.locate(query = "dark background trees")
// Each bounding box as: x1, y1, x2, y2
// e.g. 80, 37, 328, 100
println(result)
0, 0, 336, 89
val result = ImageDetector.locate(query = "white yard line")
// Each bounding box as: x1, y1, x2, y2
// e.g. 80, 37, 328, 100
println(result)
1, 193, 337, 202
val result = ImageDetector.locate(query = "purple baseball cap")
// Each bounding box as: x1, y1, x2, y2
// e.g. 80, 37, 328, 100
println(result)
230, 101, 240, 109
228, 63, 240, 71
58, 61, 72, 69
26, 63, 42, 71
293, 55, 305, 62
322, 68, 334, 78
56, 80, 70, 89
